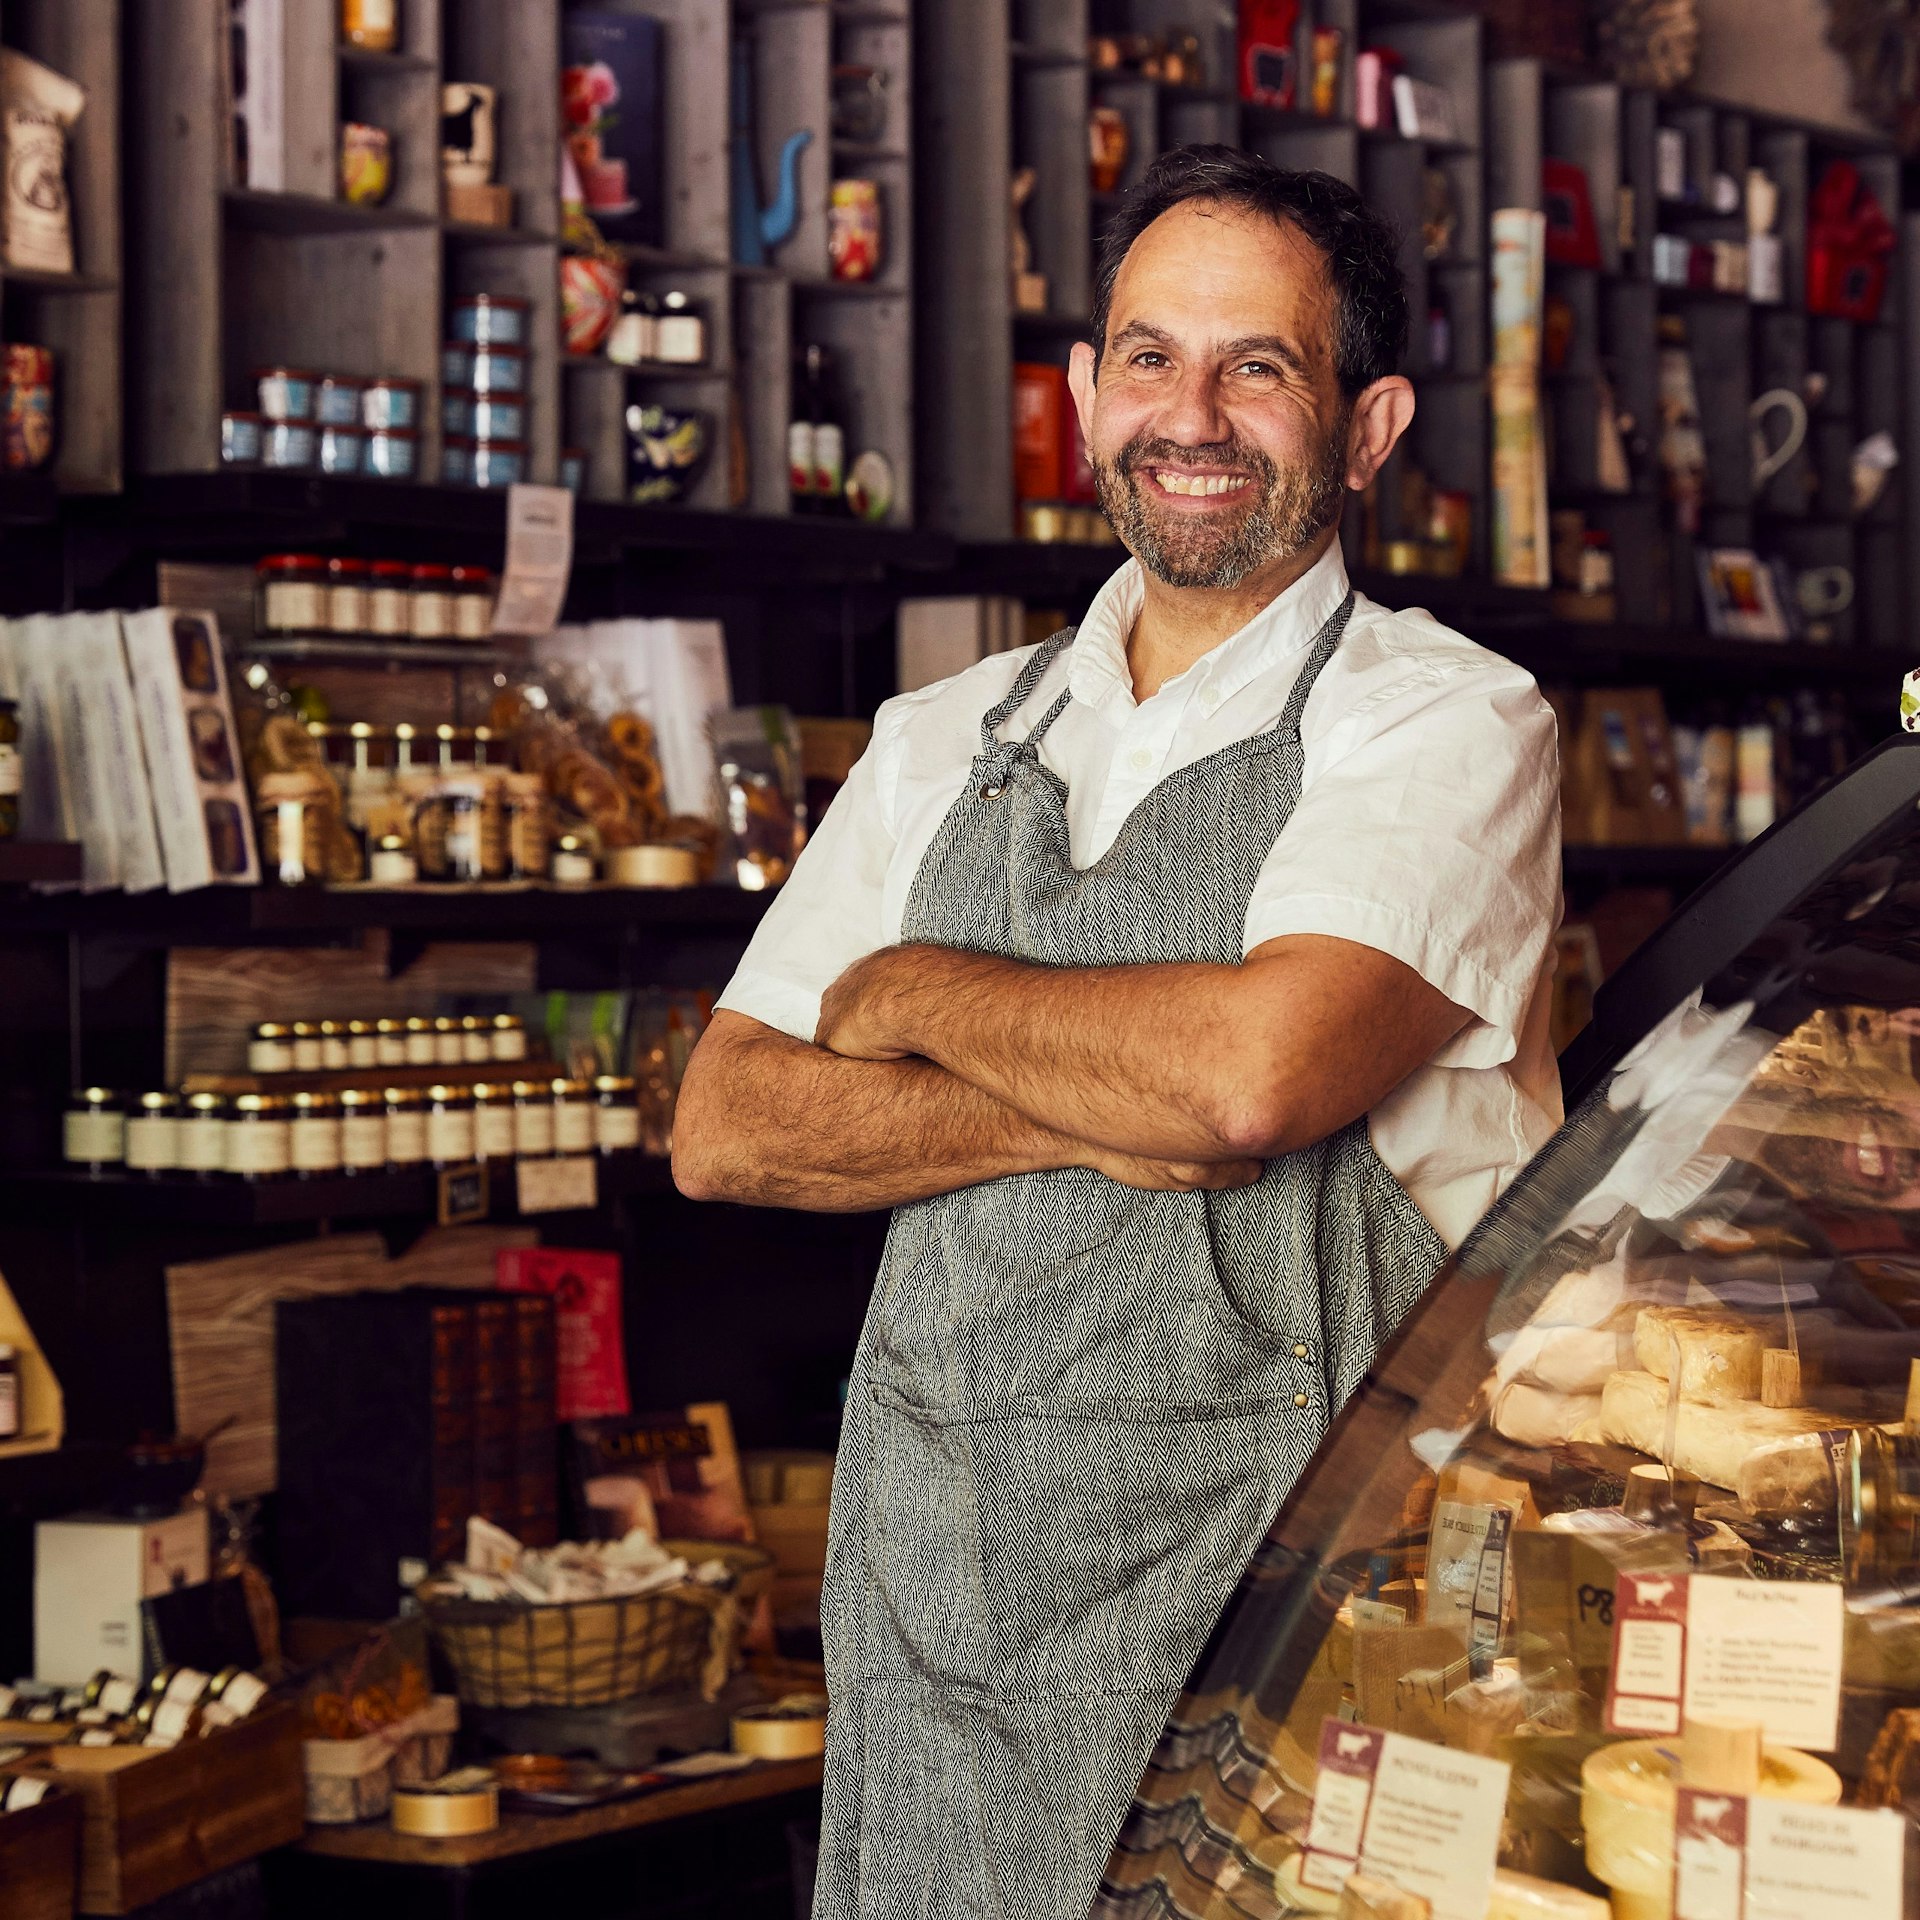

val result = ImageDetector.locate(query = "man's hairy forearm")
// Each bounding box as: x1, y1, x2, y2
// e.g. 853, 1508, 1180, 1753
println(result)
671, 1013, 1074, 1212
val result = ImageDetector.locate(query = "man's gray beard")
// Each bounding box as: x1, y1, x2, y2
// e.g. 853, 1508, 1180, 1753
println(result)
1093, 425, 1349, 590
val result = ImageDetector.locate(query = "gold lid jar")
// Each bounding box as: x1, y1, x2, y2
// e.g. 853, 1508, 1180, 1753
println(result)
227, 1094, 292, 1180
384, 1087, 429, 1167
375, 1016, 409, 1067
63, 1086, 125, 1171
425, 1083, 476, 1167
432, 1014, 464, 1066
472, 1081, 516, 1161
346, 1017, 379, 1069
338, 1087, 388, 1171
289, 1090, 343, 1176
510, 1077, 556, 1158
290, 1020, 324, 1071
593, 1074, 641, 1154
179, 1091, 230, 1178
459, 1013, 492, 1064
490, 1012, 528, 1062
248, 1021, 294, 1073
403, 1015, 436, 1066
317, 1018, 350, 1070
125, 1092, 182, 1177
552, 1076, 595, 1155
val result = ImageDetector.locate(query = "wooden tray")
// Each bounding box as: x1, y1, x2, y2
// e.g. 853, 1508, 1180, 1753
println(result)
0, 1786, 82, 1920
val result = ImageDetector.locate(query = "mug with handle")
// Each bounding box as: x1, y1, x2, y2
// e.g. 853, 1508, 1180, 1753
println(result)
1750, 386, 1808, 491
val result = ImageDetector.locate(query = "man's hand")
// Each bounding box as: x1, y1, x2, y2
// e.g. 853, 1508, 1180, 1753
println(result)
814, 948, 913, 1060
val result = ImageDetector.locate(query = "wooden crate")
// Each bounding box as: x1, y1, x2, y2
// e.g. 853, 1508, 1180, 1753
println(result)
16, 1704, 304, 1915
0, 1787, 82, 1920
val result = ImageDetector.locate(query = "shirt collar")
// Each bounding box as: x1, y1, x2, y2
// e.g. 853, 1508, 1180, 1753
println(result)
1067, 539, 1352, 719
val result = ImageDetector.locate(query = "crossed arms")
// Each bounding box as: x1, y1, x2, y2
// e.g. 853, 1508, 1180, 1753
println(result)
670, 933, 1467, 1213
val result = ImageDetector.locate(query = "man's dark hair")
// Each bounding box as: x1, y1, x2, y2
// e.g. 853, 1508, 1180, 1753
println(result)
1089, 145, 1408, 397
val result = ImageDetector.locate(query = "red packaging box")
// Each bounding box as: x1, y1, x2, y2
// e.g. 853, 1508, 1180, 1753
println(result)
1014, 361, 1069, 501
1239, 0, 1300, 108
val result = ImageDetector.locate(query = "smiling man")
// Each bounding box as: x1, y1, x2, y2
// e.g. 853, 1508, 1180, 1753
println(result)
673, 147, 1561, 1918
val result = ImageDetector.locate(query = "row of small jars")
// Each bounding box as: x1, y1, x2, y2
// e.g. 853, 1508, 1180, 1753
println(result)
65, 1077, 641, 1178
249, 1012, 525, 1074
256, 554, 496, 643
0, 1663, 269, 1761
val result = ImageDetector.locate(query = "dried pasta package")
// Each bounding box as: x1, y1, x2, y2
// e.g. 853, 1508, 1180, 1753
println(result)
712, 706, 806, 891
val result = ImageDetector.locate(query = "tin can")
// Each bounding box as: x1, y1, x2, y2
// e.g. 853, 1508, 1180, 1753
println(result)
2, 344, 55, 471
450, 294, 530, 346
221, 409, 263, 466
828, 178, 883, 282
362, 377, 422, 430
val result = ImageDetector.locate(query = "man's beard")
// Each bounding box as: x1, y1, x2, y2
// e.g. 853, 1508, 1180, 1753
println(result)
1091, 416, 1349, 590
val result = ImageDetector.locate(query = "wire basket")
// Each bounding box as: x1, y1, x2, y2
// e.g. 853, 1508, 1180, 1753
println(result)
421, 1539, 774, 1708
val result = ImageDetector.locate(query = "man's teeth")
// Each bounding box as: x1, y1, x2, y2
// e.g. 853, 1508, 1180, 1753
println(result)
1155, 472, 1248, 497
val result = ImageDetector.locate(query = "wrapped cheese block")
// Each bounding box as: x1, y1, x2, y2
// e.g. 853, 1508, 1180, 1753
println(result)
1596, 1369, 1865, 1492
1632, 1307, 1765, 1402
1582, 1737, 1840, 1920
1485, 1869, 1609, 1919
1734, 1425, 1875, 1520
1492, 1380, 1602, 1448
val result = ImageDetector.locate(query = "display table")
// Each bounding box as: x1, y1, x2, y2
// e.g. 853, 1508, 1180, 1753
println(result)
270, 1756, 822, 1920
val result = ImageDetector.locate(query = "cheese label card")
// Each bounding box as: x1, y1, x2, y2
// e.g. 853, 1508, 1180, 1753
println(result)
1300, 1718, 1509, 1920
1673, 1788, 1902, 1920
1605, 1573, 1843, 1750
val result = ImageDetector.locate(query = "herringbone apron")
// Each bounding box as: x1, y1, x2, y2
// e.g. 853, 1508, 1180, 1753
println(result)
813, 592, 1444, 1918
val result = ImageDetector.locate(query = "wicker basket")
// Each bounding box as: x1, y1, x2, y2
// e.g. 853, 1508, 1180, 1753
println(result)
422, 1540, 773, 1708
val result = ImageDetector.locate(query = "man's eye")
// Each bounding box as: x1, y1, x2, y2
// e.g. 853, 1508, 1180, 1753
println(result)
1131, 351, 1169, 368
1235, 360, 1279, 378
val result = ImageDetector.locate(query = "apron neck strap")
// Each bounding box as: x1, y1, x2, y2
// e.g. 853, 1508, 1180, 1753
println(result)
1254, 588, 1356, 753
979, 629, 1075, 755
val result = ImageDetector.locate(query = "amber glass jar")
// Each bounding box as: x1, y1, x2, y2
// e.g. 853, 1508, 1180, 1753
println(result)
426, 1085, 476, 1167
385, 1088, 428, 1167
227, 1095, 292, 1180
472, 1082, 516, 1161
511, 1079, 555, 1158
552, 1077, 595, 1155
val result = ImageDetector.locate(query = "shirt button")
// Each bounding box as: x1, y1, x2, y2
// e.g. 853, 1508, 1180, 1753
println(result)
1294, 1393, 1309, 1409
1293, 1343, 1309, 1359
1129, 748, 1152, 771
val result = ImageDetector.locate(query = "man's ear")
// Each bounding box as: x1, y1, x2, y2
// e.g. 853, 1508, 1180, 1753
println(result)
1344, 374, 1415, 491
1067, 340, 1099, 446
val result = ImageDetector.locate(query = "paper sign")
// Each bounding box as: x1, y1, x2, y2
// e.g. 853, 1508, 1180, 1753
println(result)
1300, 1719, 1509, 1920
491, 483, 574, 635
1674, 1789, 1903, 1920
515, 1155, 598, 1214
1606, 1574, 1843, 1750
1425, 1501, 1515, 1645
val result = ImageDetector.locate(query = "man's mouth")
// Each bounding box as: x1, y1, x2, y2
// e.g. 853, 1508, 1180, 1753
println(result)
1142, 468, 1253, 499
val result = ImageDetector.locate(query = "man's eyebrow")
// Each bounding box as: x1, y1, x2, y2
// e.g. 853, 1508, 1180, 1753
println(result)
1107, 321, 1176, 352
1106, 322, 1311, 378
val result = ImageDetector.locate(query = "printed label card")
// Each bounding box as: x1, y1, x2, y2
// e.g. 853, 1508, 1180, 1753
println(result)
1605, 1573, 1843, 1750
1673, 1788, 1903, 1920
1299, 1718, 1509, 1920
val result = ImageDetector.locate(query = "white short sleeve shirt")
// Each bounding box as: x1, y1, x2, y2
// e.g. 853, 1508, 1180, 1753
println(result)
716, 542, 1565, 1248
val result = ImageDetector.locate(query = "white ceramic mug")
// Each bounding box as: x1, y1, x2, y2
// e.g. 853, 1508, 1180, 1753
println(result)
1749, 387, 1807, 490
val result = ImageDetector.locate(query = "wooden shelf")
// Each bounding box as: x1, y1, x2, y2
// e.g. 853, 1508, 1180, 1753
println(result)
0, 841, 82, 886
221, 189, 439, 236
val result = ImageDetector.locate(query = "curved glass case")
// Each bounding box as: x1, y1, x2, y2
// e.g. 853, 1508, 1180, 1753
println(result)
1096, 740, 1920, 1920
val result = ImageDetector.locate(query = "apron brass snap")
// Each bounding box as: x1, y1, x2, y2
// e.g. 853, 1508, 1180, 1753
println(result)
980, 783, 1005, 798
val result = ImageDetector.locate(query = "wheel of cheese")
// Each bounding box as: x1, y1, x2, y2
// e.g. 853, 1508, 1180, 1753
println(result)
1581, 1738, 1840, 1915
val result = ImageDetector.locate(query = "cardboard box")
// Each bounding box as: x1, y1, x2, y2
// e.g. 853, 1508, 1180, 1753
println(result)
1013, 362, 1069, 501
34, 1510, 210, 1686
0, 1782, 81, 1920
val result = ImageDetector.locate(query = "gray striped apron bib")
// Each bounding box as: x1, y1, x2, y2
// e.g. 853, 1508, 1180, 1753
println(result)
814, 591, 1445, 1919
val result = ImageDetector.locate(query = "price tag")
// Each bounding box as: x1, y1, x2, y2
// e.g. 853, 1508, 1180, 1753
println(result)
1299, 1719, 1509, 1920
491, 483, 574, 635
515, 1156, 598, 1214
1673, 1788, 1903, 1920
1605, 1574, 1844, 1750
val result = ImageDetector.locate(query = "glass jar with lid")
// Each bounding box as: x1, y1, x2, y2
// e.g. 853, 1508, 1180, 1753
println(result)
63, 1088, 125, 1172
410, 564, 456, 640
291, 1021, 324, 1072
490, 1013, 528, 1063
227, 1095, 291, 1180
248, 1021, 294, 1073
511, 1078, 556, 1158
426, 1085, 476, 1167
375, 1017, 408, 1068
593, 1075, 641, 1154
326, 558, 371, 634
384, 1088, 428, 1167
341, 0, 397, 53
289, 1091, 343, 1176
367, 561, 412, 637
370, 832, 417, 885
472, 1082, 516, 1162
338, 1088, 388, 1172
451, 567, 495, 640
318, 1019, 351, 1070
403, 1016, 436, 1066
125, 1093, 181, 1177
178, 1093, 229, 1178
255, 554, 328, 635
552, 1077, 595, 1156
346, 1018, 379, 1070
455, 1015, 490, 1064
552, 834, 595, 885
432, 1015, 464, 1066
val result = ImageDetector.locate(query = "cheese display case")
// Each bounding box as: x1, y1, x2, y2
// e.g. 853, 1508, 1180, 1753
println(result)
1096, 738, 1920, 1920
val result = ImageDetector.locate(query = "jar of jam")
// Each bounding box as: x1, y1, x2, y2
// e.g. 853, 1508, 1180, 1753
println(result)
125, 1093, 181, 1177
0, 697, 18, 841
451, 567, 495, 639
472, 1082, 515, 1161
511, 1078, 556, 1158
385, 1088, 428, 1167
346, 1018, 379, 1069
375, 1017, 408, 1067
432, 1015, 464, 1066
459, 1014, 491, 1064
426, 1084, 476, 1167
410, 564, 455, 639
338, 1088, 388, 1171
341, 0, 398, 54
202, 1668, 270, 1726
326, 557, 371, 633
179, 1093, 230, 1178
551, 834, 595, 885
318, 1019, 351, 1070
227, 1094, 292, 1180
370, 832, 418, 884
255, 554, 328, 635
248, 1021, 293, 1073
367, 560, 413, 636
552, 1077, 595, 1155
64, 1087, 125, 1171
290, 1092, 343, 1176
403, 1016, 436, 1065
491, 1013, 528, 1063
594, 1075, 641, 1153
291, 1021, 324, 1071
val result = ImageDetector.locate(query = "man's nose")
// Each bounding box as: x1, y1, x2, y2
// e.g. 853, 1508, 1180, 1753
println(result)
1156, 365, 1231, 453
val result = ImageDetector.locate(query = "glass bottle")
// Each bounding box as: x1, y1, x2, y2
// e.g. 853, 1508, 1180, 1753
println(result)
384, 1088, 428, 1168
338, 1088, 388, 1172
404, 1016, 436, 1066
594, 1075, 641, 1153
426, 1084, 476, 1167
490, 1013, 528, 1063
512, 1078, 556, 1158
459, 1014, 491, 1064
318, 1019, 351, 1070
472, 1082, 516, 1162
125, 1093, 181, 1178
248, 1021, 293, 1073
289, 1091, 343, 1176
63, 1087, 125, 1172
291, 1021, 323, 1071
179, 1092, 230, 1179
227, 1095, 292, 1181
552, 1077, 595, 1155
346, 1018, 379, 1070
375, 1017, 408, 1068
432, 1015, 463, 1066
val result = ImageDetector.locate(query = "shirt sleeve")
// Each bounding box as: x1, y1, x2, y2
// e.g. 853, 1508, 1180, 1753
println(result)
1241, 663, 1561, 1071
712, 707, 902, 1043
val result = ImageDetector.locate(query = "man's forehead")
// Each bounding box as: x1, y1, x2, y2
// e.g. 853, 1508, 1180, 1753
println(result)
1108, 199, 1333, 332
